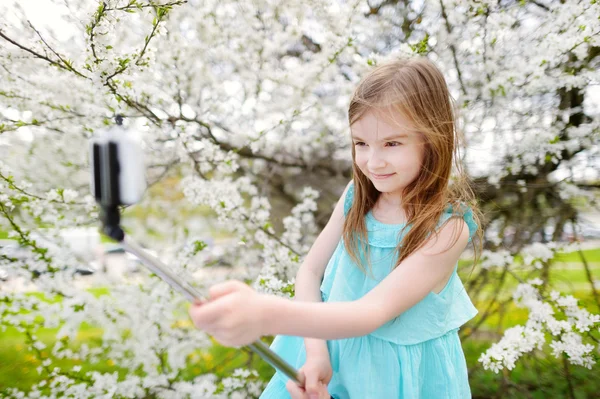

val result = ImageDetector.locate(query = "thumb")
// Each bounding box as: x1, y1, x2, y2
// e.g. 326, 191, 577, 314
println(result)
209, 280, 245, 299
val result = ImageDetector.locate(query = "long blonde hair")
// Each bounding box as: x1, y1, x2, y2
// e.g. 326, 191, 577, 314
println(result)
343, 57, 483, 273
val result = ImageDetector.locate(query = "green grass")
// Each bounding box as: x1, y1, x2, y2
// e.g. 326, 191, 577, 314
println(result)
2, 246, 600, 396
456, 246, 600, 298
0, 326, 111, 392
4, 325, 599, 398
464, 340, 600, 399
0, 287, 272, 395
456, 247, 600, 271
555, 247, 600, 263
0, 323, 273, 395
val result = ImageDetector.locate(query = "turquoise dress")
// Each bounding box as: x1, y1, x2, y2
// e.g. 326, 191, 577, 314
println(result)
260, 184, 478, 399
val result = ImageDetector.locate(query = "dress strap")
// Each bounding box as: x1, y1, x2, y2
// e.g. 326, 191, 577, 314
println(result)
343, 182, 355, 217
439, 204, 478, 243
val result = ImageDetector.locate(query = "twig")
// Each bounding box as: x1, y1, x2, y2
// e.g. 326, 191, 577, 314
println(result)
439, 0, 467, 96
26, 20, 86, 78
562, 354, 576, 399
108, 1, 188, 11
577, 245, 600, 309
0, 30, 89, 79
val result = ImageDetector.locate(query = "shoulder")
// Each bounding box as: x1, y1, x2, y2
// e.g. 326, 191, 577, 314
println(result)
420, 216, 470, 258
439, 202, 478, 243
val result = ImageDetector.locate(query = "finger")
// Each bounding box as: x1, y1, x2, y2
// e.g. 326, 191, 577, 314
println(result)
304, 369, 320, 396
192, 297, 207, 306
189, 299, 229, 328
318, 382, 330, 399
286, 380, 307, 399
209, 280, 245, 299
296, 370, 306, 387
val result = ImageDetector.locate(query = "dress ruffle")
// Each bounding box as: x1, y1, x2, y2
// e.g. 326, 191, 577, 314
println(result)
344, 184, 479, 246
261, 329, 471, 399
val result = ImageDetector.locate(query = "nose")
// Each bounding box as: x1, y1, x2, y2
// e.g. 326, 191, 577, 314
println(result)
367, 148, 386, 170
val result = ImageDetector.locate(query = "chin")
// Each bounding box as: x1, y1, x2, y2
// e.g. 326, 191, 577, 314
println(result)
370, 181, 397, 191
370, 180, 406, 194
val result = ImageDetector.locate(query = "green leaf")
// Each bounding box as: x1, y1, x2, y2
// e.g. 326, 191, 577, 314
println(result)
409, 33, 430, 55
118, 58, 130, 68
72, 303, 85, 312
192, 240, 207, 255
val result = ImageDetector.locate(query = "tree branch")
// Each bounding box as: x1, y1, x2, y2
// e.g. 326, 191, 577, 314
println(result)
439, 0, 467, 96
0, 30, 89, 79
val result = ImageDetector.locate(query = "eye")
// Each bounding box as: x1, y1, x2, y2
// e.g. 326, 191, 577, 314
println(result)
354, 141, 366, 147
386, 141, 401, 147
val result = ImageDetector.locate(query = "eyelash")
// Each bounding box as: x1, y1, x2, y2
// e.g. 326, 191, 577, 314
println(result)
354, 142, 401, 147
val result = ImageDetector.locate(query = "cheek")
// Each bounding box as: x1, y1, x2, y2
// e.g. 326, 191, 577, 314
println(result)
354, 151, 368, 168
399, 146, 424, 166
396, 152, 420, 168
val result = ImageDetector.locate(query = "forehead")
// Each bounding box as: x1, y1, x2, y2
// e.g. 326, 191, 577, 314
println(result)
351, 109, 420, 138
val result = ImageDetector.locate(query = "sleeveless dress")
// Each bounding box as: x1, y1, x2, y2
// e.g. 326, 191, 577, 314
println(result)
260, 183, 479, 399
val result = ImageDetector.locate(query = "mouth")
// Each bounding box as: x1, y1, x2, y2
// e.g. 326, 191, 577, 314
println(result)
370, 172, 395, 179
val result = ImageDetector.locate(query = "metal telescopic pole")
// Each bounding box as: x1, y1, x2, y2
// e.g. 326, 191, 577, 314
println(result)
90, 116, 328, 393
118, 235, 303, 384
98, 206, 305, 386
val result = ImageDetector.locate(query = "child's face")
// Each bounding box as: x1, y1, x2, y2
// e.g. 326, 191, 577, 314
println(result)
351, 110, 425, 198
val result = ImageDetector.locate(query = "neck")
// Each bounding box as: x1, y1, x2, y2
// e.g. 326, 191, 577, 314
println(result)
379, 192, 403, 207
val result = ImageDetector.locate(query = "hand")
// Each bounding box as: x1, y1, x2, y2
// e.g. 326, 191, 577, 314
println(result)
286, 372, 331, 399
290, 353, 333, 399
188, 280, 268, 347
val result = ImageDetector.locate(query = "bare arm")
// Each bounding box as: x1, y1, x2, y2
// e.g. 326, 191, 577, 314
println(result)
294, 181, 351, 355
264, 218, 470, 339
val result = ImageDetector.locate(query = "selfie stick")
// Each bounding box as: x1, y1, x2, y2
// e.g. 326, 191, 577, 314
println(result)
89, 116, 304, 386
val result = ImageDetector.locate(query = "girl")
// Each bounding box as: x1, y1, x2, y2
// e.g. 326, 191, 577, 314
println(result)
189, 57, 482, 399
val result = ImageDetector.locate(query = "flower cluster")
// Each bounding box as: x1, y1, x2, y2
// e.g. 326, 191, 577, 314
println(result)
1, 0, 599, 396
479, 281, 600, 372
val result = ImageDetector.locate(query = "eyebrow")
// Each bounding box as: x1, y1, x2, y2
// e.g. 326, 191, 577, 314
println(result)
351, 133, 408, 141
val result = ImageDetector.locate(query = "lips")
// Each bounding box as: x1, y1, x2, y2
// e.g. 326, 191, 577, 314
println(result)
371, 172, 395, 179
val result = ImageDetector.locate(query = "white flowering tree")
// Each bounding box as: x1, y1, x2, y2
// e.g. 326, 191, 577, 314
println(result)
0, 0, 599, 397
